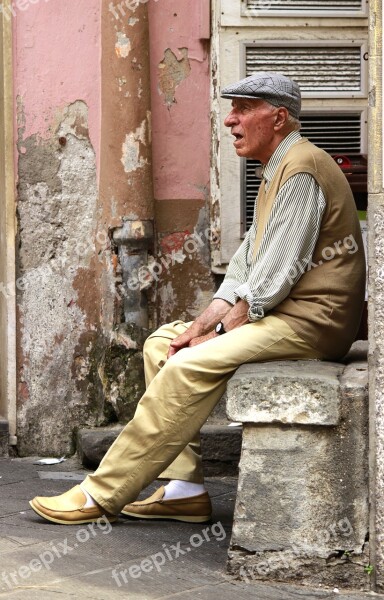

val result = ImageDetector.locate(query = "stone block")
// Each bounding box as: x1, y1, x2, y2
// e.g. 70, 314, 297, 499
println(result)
227, 360, 344, 425
77, 427, 122, 469
77, 423, 242, 476
201, 424, 242, 476
227, 360, 369, 590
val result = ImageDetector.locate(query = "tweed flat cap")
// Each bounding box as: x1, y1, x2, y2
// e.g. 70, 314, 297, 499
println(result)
221, 72, 301, 119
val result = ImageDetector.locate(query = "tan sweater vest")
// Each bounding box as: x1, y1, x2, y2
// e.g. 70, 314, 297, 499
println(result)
259, 138, 366, 359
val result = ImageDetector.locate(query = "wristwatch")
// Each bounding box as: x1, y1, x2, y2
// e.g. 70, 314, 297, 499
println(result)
215, 321, 227, 335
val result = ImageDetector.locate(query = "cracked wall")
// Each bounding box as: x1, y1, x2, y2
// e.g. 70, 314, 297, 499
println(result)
13, 0, 104, 455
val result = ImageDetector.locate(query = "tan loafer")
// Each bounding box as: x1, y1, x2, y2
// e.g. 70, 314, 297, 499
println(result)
29, 485, 117, 525
121, 486, 212, 523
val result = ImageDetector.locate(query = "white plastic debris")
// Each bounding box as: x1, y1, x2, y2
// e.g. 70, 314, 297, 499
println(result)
333, 589, 340, 594
33, 457, 66, 465
228, 422, 242, 427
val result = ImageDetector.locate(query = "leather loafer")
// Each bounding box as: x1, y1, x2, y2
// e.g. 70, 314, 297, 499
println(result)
121, 486, 212, 523
29, 485, 117, 525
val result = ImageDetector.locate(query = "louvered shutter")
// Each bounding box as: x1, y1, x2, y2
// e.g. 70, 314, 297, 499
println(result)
245, 45, 364, 96
245, 0, 366, 15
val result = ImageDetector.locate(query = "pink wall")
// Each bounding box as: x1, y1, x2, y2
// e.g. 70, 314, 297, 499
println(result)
13, 0, 101, 167
148, 0, 211, 201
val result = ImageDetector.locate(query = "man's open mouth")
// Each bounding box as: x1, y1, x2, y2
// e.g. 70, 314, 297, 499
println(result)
233, 133, 243, 141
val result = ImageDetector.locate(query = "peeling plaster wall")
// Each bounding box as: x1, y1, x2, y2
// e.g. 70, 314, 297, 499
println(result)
148, 0, 215, 324
14, 1, 103, 455
12, 0, 214, 454
149, 1, 210, 200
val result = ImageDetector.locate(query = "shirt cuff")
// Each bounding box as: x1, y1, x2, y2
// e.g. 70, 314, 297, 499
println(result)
234, 283, 265, 322
213, 279, 241, 306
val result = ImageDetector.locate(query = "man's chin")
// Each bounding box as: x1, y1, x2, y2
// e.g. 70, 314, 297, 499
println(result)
235, 147, 252, 158
234, 146, 246, 156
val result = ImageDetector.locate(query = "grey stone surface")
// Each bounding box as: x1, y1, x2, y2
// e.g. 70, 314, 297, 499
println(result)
227, 359, 369, 589
202, 424, 242, 476
77, 426, 123, 468
0, 418, 8, 457
209, 390, 229, 422
16, 101, 103, 457
342, 340, 368, 363
77, 423, 242, 476
368, 1, 384, 592
227, 360, 344, 425
0, 456, 380, 599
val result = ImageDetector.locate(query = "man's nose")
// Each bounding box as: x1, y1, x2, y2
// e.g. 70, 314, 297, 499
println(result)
224, 109, 238, 127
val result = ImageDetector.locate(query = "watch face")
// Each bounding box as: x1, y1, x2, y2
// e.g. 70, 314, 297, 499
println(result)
215, 322, 225, 335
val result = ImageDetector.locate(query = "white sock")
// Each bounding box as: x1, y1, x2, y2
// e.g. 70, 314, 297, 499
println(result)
80, 483, 97, 508
163, 480, 206, 500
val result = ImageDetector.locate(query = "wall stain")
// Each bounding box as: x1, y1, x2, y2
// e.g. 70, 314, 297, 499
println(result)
115, 31, 131, 58
158, 48, 191, 108
121, 115, 150, 173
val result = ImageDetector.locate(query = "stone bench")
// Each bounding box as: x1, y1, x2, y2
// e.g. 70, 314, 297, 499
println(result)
225, 348, 369, 590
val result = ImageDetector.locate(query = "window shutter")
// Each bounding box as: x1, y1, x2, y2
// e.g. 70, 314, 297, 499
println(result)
245, 45, 364, 96
245, 0, 365, 15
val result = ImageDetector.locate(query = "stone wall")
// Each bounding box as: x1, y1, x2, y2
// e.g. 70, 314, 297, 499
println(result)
227, 356, 370, 590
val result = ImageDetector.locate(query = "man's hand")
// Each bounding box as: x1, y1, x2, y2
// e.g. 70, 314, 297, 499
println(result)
188, 331, 217, 347
187, 299, 250, 349
166, 299, 232, 359
167, 327, 200, 359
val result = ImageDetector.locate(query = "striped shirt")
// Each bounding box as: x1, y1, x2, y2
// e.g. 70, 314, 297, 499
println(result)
213, 131, 326, 321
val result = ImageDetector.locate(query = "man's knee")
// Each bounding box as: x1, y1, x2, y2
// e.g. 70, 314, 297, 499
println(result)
143, 336, 161, 358
143, 334, 169, 364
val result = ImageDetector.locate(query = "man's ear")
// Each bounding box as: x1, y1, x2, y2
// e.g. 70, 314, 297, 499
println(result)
274, 107, 289, 130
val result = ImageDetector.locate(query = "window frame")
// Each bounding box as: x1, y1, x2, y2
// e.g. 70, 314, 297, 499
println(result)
241, 0, 369, 19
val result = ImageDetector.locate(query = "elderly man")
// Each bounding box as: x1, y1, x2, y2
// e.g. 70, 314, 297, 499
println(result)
29, 72, 366, 525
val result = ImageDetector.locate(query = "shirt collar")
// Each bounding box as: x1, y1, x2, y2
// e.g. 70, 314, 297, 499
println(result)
262, 131, 302, 184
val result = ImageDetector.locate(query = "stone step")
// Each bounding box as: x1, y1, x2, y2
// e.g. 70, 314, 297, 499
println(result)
0, 418, 9, 457
77, 421, 242, 477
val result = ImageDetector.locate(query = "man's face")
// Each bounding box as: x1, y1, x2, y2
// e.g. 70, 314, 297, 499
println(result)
224, 98, 279, 163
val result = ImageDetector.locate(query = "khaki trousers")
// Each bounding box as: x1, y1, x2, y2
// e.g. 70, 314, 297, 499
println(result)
83, 316, 323, 515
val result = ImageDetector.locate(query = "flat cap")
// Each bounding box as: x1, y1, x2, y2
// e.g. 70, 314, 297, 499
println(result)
221, 72, 301, 119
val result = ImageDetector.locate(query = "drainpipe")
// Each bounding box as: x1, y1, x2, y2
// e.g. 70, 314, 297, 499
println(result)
113, 219, 153, 328
100, 1, 154, 329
